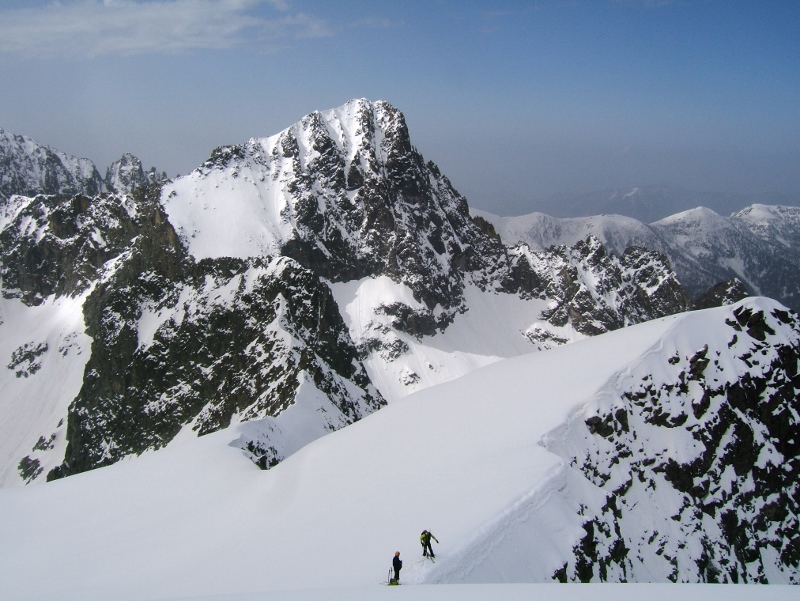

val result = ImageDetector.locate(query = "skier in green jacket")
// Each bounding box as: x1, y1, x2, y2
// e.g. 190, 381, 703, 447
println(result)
420, 530, 438, 558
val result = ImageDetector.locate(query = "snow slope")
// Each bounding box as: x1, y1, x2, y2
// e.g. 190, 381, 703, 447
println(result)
1, 297, 796, 599
328, 277, 572, 401
0, 293, 91, 486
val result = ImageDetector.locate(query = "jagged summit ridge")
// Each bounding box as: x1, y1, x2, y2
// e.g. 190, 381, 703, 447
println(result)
163, 99, 497, 314
106, 152, 167, 196
0, 100, 691, 487
0, 127, 165, 201
0, 127, 105, 200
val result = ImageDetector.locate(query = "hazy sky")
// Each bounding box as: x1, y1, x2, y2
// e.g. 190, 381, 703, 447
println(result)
0, 0, 798, 215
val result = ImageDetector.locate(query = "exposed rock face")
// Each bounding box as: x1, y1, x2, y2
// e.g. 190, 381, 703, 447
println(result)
0, 128, 106, 200
44, 185, 381, 478
106, 153, 167, 196
548, 301, 800, 583
0, 192, 140, 305
508, 236, 689, 340
60, 250, 381, 476
1, 181, 381, 480
2, 100, 693, 485
694, 278, 749, 310
164, 99, 505, 324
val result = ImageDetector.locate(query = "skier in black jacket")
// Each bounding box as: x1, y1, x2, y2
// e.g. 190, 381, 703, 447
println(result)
392, 551, 402, 584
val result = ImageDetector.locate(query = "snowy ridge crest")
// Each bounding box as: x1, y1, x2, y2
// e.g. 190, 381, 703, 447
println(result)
403, 299, 800, 585
0, 127, 165, 201
479, 204, 800, 311
545, 299, 800, 583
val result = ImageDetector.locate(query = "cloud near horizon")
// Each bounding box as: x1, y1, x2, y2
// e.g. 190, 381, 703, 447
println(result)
0, 0, 330, 59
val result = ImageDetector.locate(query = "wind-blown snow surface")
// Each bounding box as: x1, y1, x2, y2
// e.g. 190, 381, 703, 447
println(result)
1, 297, 797, 599
96, 585, 797, 601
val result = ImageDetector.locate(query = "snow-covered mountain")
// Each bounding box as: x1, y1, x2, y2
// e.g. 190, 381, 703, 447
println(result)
1, 185, 383, 484
476, 204, 800, 310
0, 127, 106, 199
0, 127, 165, 201
0, 297, 797, 599
530, 184, 800, 223
2, 99, 799, 591
106, 152, 167, 196
0, 100, 690, 487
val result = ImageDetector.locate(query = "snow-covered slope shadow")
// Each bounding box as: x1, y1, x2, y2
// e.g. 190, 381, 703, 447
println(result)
0, 298, 797, 600
0, 293, 91, 486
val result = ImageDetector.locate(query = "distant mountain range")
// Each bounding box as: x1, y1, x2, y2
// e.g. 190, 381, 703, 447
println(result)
0, 127, 166, 200
529, 184, 800, 223
475, 204, 800, 311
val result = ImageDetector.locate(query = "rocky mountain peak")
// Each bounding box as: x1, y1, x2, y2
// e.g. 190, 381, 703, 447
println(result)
1, 127, 166, 202
693, 278, 749, 310
105, 152, 167, 196
0, 127, 106, 200
164, 99, 495, 318
0, 101, 699, 489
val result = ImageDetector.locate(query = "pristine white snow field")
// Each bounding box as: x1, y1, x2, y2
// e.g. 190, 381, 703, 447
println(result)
132, 584, 798, 601
328, 277, 574, 401
0, 293, 91, 487
0, 299, 796, 600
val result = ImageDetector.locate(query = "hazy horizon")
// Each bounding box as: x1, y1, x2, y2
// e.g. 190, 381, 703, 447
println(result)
1, 1, 798, 216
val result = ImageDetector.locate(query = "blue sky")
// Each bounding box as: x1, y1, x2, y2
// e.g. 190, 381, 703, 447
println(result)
0, 0, 798, 215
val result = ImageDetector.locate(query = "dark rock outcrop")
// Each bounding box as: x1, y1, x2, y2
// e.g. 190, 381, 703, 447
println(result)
45, 184, 381, 478
0, 128, 106, 201
106, 153, 167, 196
548, 302, 800, 583
694, 278, 750, 310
